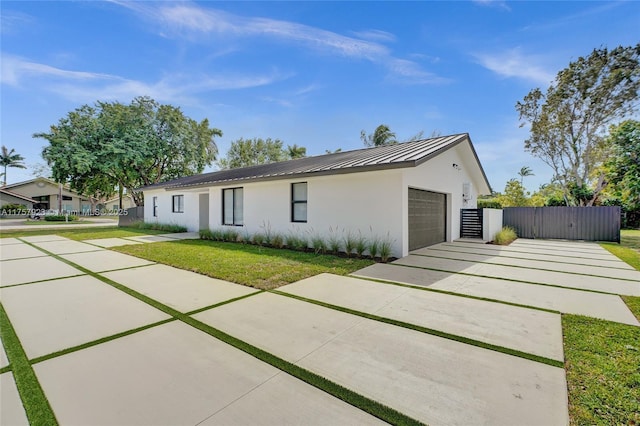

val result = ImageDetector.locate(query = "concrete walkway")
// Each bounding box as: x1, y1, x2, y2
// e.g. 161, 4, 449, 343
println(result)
1, 236, 382, 425
0, 234, 579, 424
354, 239, 640, 326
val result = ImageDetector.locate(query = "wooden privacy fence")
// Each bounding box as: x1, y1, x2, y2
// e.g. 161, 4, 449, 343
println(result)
502, 206, 620, 242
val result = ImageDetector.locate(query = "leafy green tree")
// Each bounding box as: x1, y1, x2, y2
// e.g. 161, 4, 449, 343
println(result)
35, 96, 221, 205
605, 120, 640, 210
217, 138, 307, 169
516, 44, 640, 206
0, 146, 27, 186
497, 179, 530, 207
530, 182, 566, 206
360, 124, 397, 147
518, 166, 534, 186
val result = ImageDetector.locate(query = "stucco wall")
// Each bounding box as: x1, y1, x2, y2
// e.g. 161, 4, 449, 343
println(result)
144, 143, 489, 258
482, 208, 504, 241
401, 143, 481, 254
208, 170, 405, 256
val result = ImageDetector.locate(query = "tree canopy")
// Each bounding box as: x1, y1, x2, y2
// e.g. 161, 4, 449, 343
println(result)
217, 138, 307, 169
516, 44, 640, 206
35, 96, 221, 205
605, 120, 640, 210
0, 146, 27, 186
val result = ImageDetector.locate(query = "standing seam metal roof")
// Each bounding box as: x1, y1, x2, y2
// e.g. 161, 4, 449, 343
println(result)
143, 133, 489, 190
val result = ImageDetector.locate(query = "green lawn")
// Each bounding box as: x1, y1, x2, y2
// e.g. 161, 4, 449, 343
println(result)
0, 227, 167, 241
561, 228, 640, 424
563, 315, 640, 426
113, 239, 374, 289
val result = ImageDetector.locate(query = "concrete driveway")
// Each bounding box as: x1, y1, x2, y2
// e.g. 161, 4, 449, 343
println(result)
3, 236, 634, 424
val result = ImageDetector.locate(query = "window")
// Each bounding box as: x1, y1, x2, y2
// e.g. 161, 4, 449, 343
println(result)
222, 188, 243, 226
291, 182, 307, 222
62, 195, 73, 201
172, 195, 184, 213
152, 197, 158, 217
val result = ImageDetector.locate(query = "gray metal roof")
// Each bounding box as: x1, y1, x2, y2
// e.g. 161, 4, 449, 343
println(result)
143, 133, 491, 191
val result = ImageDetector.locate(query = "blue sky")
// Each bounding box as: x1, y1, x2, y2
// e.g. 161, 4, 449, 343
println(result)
2, 1, 639, 193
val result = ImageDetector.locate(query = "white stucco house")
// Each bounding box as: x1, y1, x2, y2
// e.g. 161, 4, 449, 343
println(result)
142, 133, 492, 258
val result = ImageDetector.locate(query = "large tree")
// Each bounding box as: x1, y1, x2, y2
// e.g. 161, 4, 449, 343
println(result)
516, 44, 640, 206
0, 146, 27, 186
35, 96, 221, 205
217, 138, 307, 169
605, 120, 640, 210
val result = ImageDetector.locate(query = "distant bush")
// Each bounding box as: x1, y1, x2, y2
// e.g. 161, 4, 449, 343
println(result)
477, 199, 502, 209
128, 222, 187, 232
44, 214, 79, 222
2, 203, 27, 211
493, 227, 517, 245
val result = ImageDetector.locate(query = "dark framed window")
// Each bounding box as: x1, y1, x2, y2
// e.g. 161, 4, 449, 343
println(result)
62, 195, 73, 201
222, 188, 243, 226
291, 182, 307, 222
172, 195, 184, 213
152, 196, 158, 217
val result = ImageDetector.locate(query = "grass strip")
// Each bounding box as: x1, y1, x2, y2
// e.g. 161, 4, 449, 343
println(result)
0, 303, 59, 426
563, 314, 640, 425
422, 247, 633, 271
438, 242, 621, 262
271, 290, 563, 368
411, 252, 640, 282
30, 318, 176, 366
0, 227, 164, 240
184, 290, 265, 316
350, 274, 560, 314
21, 240, 424, 425
387, 262, 621, 296
0, 273, 87, 289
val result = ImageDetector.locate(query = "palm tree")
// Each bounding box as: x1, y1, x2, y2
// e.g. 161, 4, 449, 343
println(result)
360, 124, 397, 147
518, 166, 534, 186
0, 146, 27, 186
287, 144, 307, 159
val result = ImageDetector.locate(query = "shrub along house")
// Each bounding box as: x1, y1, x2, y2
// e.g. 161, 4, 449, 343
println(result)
142, 133, 492, 258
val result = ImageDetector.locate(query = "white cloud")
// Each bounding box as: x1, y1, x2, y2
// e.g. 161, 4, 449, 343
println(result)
1, 53, 288, 103
472, 0, 511, 11
113, 1, 443, 84
0, 10, 36, 34
350, 29, 397, 43
473, 48, 554, 85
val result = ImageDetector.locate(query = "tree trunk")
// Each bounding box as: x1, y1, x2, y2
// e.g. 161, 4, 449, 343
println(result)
587, 173, 608, 207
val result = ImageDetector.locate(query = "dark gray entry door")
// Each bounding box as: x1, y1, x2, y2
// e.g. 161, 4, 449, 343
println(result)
408, 188, 446, 251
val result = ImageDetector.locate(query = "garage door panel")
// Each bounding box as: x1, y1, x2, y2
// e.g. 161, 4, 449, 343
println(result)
409, 189, 446, 251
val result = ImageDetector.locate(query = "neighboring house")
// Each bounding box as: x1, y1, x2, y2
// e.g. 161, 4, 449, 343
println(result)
2, 177, 93, 214
99, 194, 136, 211
0, 188, 37, 209
142, 134, 492, 258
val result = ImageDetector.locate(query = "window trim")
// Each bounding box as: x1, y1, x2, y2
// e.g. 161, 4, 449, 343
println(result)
152, 196, 158, 217
291, 182, 308, 223
222, 187, 244, 226
172, 195, 184, 213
